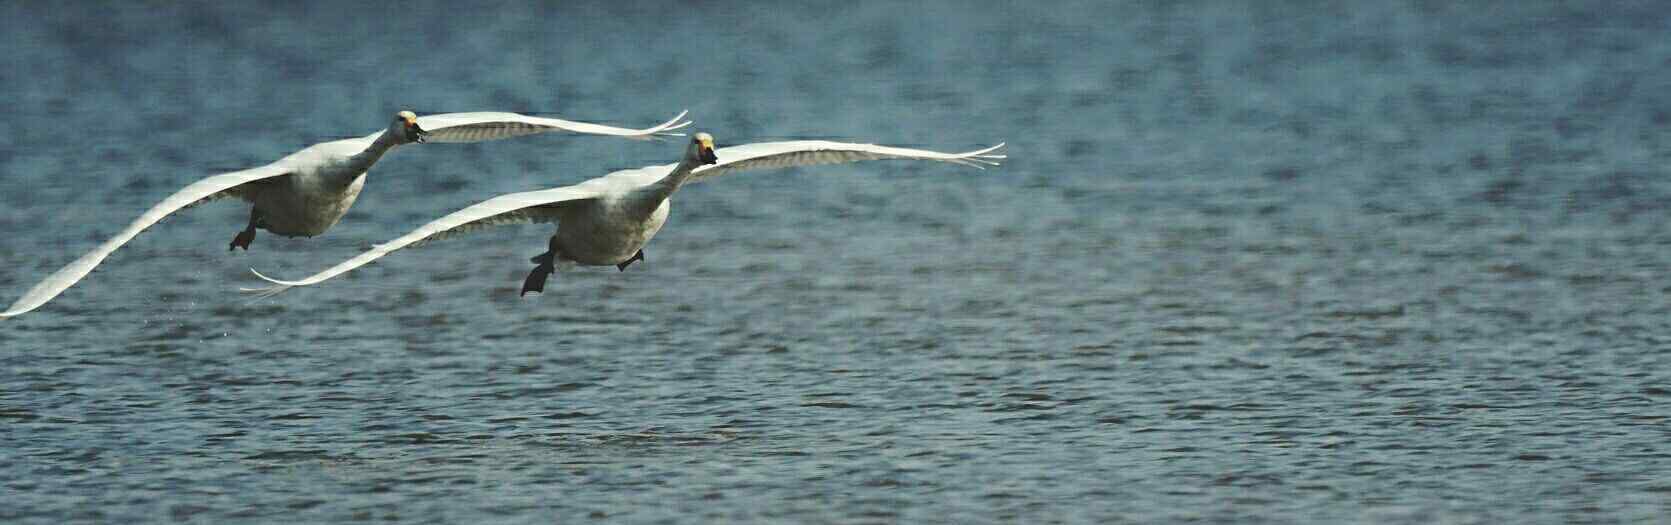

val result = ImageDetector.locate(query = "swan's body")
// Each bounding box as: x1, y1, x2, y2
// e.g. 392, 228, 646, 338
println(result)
256, 160, 372, 237
1, 110, 691, 318
245, 134, 1005, 297
244, 135, 390, 238
552, 196, 673, 266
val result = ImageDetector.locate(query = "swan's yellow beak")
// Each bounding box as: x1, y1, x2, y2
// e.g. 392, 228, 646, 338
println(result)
696, 134, 717, 165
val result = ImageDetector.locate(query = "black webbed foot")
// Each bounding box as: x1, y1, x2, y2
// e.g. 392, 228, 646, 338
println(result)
229, 228, 256, 251
521, 262, 554, 297
616, 250, 645, 272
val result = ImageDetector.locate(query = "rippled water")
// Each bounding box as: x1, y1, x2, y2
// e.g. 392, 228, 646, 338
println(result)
3, 1, 1670, 523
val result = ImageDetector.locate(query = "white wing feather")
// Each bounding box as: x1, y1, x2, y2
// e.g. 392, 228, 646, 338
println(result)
416, 110, 691, 143
2, 162, 294, 318
690, 141, 1006, 183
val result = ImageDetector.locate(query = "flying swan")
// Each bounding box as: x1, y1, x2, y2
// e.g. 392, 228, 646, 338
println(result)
244, 133, 1005, 297
0, 110, 692, 318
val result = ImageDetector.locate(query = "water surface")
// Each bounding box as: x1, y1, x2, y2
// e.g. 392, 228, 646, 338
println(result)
2, 2, 1669, 523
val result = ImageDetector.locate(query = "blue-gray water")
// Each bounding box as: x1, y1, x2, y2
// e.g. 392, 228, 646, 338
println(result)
3, 1, 1670, 523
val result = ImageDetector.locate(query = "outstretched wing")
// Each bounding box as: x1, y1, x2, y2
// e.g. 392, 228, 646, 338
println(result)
688, 141, 1006, 183
415, 110, 691, 143
241, 139, 1007, 297
241, 169, 655, 295
2, 162, 294, 318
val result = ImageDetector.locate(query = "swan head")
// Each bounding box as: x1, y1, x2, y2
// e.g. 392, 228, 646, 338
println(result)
391, 110, 427, 144
689, 132, 717, 165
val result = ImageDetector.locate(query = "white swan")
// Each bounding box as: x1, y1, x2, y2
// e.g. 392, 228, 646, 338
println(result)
244, 132, 1005, 297
0, 110, 692, 318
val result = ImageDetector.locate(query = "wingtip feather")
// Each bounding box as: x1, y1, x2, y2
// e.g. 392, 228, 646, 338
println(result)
248, 267, 287, 285
952, 142, 1007, 167
964, 142, 1007, 157
238, 268, 299, 298
652, 109, 694, 136
1, 298, 41, 318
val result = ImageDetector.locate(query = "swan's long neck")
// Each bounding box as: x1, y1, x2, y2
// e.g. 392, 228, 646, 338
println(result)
344, 129, 404, 175
635, 156, 703, 208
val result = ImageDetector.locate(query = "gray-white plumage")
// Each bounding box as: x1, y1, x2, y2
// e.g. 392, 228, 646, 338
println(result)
1, 110, 691, 318
244, 134, 1006, 297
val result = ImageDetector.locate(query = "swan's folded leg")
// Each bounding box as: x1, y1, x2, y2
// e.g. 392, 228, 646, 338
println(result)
528, 234, 560, 265
616, 250, 644, 272
229, 209, 260, 251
